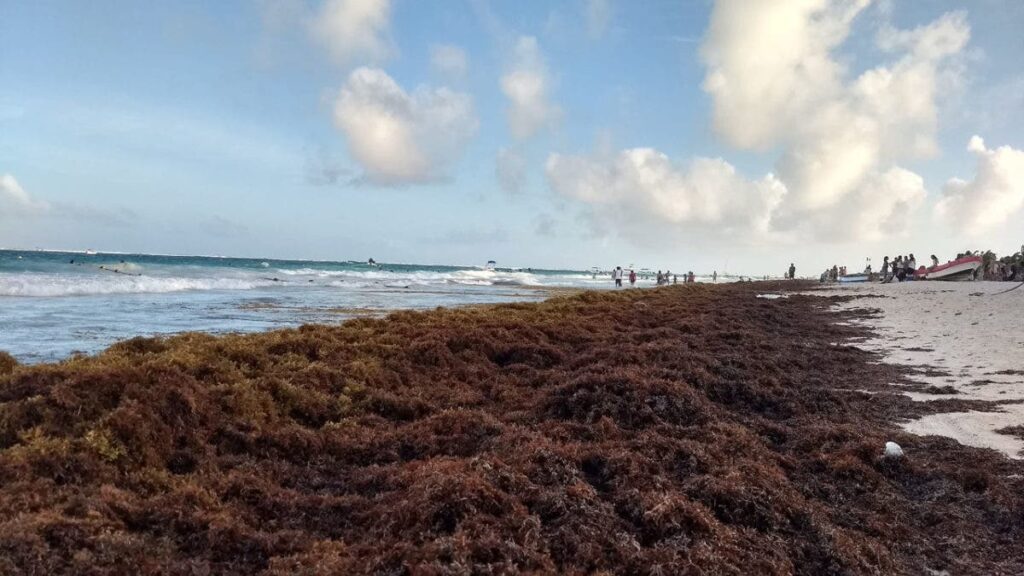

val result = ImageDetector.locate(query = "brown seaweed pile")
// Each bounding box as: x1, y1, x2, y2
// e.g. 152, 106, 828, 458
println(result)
1, 282, 1021, 575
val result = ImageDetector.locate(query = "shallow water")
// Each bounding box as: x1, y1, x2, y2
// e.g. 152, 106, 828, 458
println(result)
0, 250, 616, 363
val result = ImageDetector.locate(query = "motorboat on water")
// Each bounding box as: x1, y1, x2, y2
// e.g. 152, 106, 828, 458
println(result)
484, 260, 496, 270
915, 255, 983, 281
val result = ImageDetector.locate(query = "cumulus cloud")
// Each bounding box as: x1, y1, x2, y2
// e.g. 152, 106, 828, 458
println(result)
332, 67, 478, 185
545, 149, 786, 240
430, 44, 468, 78
547, 1, 969, 244
496, 147, 527, 194
501, 36, 560, 140
702, 1, 967, 227
0, 174, 50, 217
585, 0, 612, 39
935, 136, 1024, 233
310, 0, 393, 65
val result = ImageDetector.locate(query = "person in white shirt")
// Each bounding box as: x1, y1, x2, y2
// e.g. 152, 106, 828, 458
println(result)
612, 266, 623, 287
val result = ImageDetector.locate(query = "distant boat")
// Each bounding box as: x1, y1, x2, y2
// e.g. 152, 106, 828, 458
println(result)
915, 255, 982, 281
485, 260, 496, 270
84, 249, 98, 256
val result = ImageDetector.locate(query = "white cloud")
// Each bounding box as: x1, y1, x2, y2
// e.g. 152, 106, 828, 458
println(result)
501, 36, 560, 140
0, 174, 136, 227
545, 148, 786, 241
700, 1, 968, 232
547, 1, 970, 245
332, 67, 478, 185
496, 147, 526, 194
0, 174, 50, 218
310, 0, 393, 65
935, 136, 1024, 233
585, 0, 612, 39
430, 44, 468, 78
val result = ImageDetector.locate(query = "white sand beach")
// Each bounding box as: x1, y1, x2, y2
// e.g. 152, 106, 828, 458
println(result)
822, 281, 1024, 458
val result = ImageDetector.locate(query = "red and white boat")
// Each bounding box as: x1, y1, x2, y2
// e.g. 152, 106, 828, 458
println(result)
915, 255, 983, 281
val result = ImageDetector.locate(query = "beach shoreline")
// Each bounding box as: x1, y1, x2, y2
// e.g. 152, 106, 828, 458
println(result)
1, 281, 1022, 574
811, 281, 1024, 458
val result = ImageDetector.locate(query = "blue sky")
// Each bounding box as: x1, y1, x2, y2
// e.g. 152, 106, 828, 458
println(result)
1, 0, 1022, 274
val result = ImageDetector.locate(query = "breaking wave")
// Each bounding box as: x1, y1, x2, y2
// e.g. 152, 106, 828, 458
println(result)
0, 274, 273, 297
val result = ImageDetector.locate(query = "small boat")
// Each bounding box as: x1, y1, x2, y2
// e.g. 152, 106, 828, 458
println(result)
84, 249, 98, 256
838, 273, 870, 283
915, 255, 983, 281
484, 260, 496, 270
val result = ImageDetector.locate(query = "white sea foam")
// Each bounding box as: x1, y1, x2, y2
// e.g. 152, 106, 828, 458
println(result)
277, 267, 544, 287
0, 273, 272, 297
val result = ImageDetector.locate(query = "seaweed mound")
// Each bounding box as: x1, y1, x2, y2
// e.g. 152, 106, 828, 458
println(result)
1, 282, 1021, 574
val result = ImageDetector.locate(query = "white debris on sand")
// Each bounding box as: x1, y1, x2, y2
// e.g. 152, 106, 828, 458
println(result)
818, 281, 1024, 458
884, 441, 904, 458
884, 438, 901, 457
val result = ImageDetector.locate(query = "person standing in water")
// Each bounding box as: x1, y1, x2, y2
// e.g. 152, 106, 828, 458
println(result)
712, 270, 718, 283
613, 266, 624, 287
629, 269, 637, 286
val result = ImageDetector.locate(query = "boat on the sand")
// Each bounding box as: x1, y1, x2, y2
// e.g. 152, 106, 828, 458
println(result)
838, 273, 870, 283
915, 255, 983, 281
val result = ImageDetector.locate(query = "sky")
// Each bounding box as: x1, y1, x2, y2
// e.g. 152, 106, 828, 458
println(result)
1, 0, 1023, 275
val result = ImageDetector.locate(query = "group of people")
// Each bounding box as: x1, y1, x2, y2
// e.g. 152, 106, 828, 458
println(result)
878, 254, 921, 282
656, 270, 697, 285
610, 267, 696, 287
819, 253, 922, 283
818, 245, 1024, 283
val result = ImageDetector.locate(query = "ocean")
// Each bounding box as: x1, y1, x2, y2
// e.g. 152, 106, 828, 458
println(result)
0, 249, 610, 363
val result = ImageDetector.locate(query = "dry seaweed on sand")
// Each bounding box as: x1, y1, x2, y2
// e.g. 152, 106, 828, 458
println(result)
1, 281, 1022, 575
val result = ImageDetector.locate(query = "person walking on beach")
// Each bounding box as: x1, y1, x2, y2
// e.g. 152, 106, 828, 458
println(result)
712, 270, 718, 283
907, 254, 917, 279
788, 263, 796, 280
613, 266, 624, 287
656, 270, 663, 285
629, 269, 636, 286
881, 256, 889, 281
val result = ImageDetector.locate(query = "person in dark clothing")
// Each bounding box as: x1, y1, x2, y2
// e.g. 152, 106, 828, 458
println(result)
788, 263, 796, 280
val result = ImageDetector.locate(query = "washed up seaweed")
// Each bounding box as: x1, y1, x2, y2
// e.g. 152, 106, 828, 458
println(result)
1, 282, 1021, 575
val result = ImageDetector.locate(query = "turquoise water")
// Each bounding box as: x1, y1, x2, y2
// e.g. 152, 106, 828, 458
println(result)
0, 250, 608, 363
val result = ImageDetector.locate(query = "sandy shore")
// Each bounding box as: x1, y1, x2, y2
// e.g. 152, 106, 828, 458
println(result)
816, 281, 1024, 458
